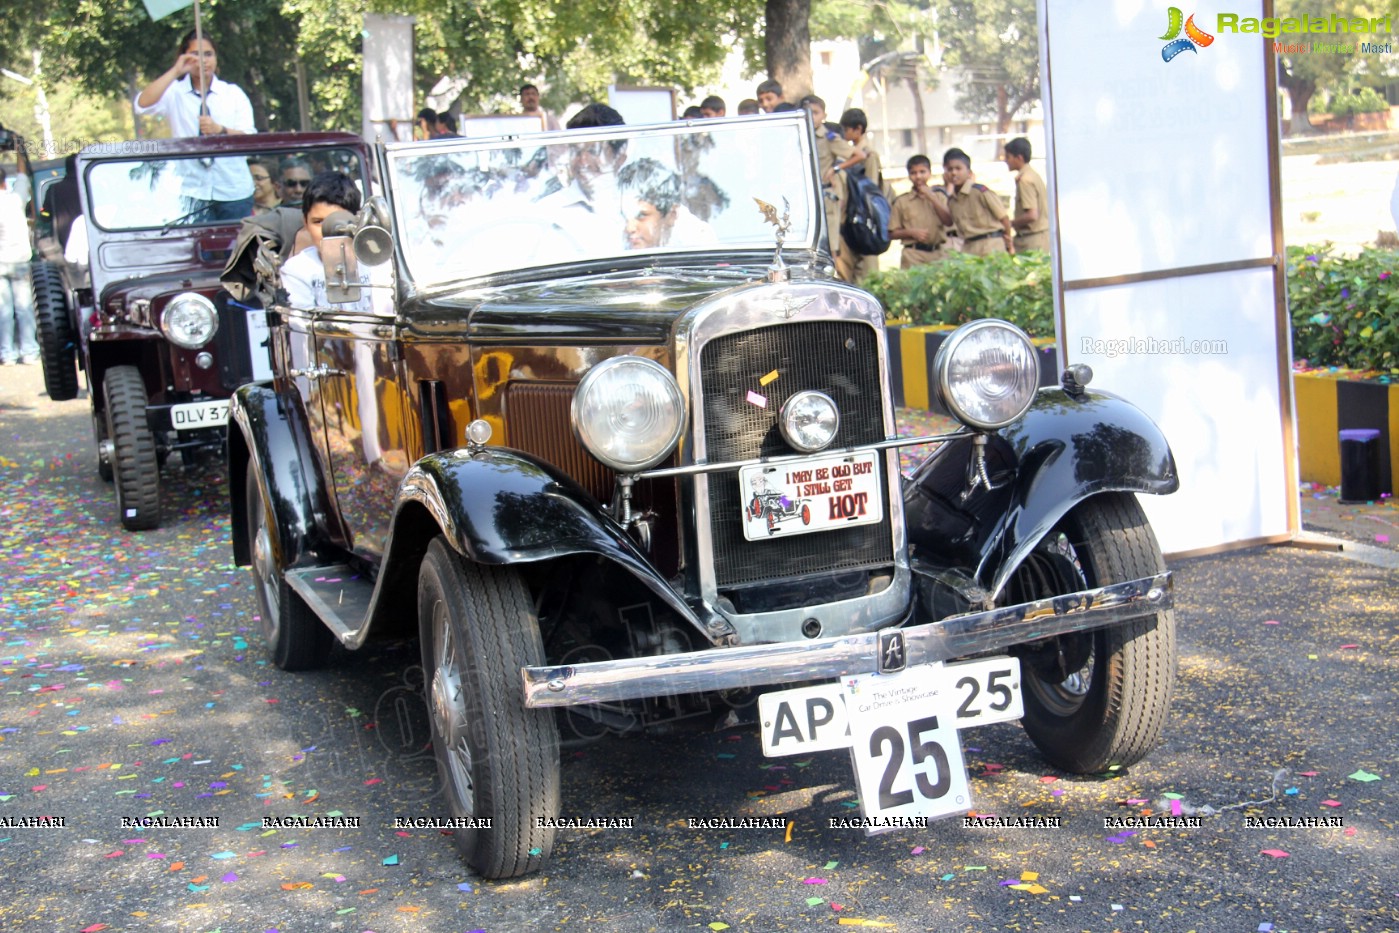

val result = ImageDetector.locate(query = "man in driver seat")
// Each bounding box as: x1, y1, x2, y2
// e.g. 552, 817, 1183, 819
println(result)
280, 171, 389, 314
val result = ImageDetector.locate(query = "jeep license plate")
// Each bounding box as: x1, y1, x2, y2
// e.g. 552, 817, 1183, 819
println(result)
738, 450, 882, 541
171, 399, 230, 431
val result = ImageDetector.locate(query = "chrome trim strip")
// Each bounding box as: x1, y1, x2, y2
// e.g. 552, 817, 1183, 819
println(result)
636, 431, 963, 479
522, 572, 1172, 707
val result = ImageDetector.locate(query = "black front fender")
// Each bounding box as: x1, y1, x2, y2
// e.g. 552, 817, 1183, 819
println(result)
904, 387, 1178, 599
227, 383, 338, 568
374, 447, 715, 639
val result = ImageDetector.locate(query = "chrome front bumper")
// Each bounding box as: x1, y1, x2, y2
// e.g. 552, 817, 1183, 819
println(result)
522, 572, 1172, 708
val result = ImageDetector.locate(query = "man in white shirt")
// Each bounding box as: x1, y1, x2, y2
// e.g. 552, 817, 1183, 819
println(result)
0, 166, 39, 365
520, 84, 562, 132
134, 30, 256, 222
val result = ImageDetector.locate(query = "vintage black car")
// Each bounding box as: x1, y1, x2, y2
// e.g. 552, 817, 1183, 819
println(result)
31, 132, 367, 530
228, 112, 1179, 879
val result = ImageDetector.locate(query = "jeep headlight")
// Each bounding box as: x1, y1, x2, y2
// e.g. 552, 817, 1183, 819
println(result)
161, 293, 219, 349
934, 319, 1039, 430
572, 356, 685, 472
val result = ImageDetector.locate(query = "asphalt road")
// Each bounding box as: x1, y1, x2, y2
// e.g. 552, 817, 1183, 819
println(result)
1, 362, 1396, 933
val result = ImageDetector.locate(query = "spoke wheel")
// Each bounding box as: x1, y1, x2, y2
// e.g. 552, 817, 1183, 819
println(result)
418, 538, 560, 879
103, 366, 161, 531
1013, 493, 1176, 773
245, 466, 332, 670
30, 261, 79, 401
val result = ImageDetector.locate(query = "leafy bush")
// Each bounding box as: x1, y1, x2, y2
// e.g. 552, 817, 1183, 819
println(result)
1287, 245, 1399, 371
862, 251, 1054, 337
865, 245, 1398, 374
1327, 87, 1389, 117
1308, 86, 1389, 116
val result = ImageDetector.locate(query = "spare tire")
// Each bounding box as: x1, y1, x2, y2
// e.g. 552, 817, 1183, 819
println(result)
30, 261, 79, 401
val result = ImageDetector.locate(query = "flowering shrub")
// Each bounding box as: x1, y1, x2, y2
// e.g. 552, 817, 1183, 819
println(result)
1287, 245, 1399, 372
863, 251, 1054, 337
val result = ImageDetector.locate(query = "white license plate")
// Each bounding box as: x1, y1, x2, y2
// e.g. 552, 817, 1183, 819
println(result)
758, 656, 1023, 757
739, 450, 883, 541
171, 399, 230, 431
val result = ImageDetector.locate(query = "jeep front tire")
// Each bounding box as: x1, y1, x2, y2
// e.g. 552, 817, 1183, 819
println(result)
103, 366, 160, 531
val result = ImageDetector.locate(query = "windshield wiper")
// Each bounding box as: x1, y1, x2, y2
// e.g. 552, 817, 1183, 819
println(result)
160, 205, 212, 235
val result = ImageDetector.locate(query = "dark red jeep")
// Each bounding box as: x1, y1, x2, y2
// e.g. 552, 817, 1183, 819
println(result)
32, 132, 369, 530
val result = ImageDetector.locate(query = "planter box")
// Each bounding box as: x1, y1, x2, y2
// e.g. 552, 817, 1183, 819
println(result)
1294, 370, 1398, 496
885, 322, 1059, 413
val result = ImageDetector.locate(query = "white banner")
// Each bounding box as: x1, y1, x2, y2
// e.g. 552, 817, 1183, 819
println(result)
363, 14, 416, 144
1040, 0, 1295, 554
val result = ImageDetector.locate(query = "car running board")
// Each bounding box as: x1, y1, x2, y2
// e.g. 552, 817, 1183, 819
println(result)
284, 565, 374, 644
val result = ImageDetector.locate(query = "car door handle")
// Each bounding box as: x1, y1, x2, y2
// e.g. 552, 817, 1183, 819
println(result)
288, 364, 346, 379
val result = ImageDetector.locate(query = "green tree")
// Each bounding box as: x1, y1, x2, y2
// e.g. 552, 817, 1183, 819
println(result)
812, 0, 937, 149
0, 77, 134, 152
766, 0, 814, 100
5, 0, 327, 132
928, 0, 1039, 138
397, 0, 764, 114
1275, 0, 1399, 134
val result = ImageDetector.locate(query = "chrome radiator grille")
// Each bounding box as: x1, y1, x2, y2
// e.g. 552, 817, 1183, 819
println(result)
700, 321, 894, 588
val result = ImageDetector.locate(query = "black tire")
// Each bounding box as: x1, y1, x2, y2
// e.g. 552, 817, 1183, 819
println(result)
30, 261, 79, 402
245, 466, 333, 671
1014, 493, 1176, 774
418, 538, 560, 879
103, 366, 161, 531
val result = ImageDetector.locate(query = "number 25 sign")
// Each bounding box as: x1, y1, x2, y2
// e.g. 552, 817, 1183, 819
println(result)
845, 667, 971, 828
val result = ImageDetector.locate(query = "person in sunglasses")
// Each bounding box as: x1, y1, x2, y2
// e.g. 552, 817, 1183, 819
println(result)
278, 158, 313, 209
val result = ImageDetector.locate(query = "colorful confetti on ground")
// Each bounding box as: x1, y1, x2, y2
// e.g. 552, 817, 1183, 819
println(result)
0, 363, 1395, 931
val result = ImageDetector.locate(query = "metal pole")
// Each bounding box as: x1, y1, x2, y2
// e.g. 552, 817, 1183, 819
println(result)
193, 0, 209, 127
31, 50, 54, 159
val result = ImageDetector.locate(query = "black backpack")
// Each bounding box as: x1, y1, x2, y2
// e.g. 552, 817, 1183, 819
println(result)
840, 165, 892, 256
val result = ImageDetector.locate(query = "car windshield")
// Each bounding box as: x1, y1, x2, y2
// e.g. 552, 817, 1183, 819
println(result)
84, 147, 365, 232
386, 113, 820, 286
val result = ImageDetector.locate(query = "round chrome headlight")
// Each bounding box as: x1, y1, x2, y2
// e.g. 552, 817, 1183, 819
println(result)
934, 319, 1039, 429
161, 293, 219, 349
780, 390, 840, 453
572, 356, 685, 472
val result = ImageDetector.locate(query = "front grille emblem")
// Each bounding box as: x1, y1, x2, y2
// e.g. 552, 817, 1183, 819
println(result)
877, 630, 907, 674
780, 294, 815, 319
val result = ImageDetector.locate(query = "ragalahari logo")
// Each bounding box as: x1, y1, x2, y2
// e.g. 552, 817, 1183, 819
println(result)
1161, 7, 1216, 60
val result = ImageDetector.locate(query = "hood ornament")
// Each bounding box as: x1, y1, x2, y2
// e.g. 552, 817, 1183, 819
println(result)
755, 196, 792, 283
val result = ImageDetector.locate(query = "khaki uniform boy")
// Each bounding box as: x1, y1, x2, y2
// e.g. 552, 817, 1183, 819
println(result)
1004, 137, 1049, 252
888, 155, 949, 267
802, 96, 859, 268
835, 108, 884, 283
943, 147, 1012, 257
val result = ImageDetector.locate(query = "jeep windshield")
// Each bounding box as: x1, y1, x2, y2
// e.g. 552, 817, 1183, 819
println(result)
84, 147, 365, 232
385, 112, 821, 287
